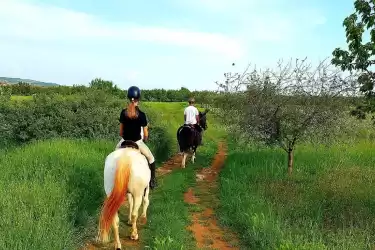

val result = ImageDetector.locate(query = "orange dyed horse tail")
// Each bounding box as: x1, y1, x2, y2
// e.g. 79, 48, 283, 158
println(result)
97, 154, 131, 243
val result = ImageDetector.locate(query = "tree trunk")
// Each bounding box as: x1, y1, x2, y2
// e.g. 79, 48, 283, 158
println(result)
287, 149, 293, 176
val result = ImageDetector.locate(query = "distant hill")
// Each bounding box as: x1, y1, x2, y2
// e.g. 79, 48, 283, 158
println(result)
0, 77, 59, 87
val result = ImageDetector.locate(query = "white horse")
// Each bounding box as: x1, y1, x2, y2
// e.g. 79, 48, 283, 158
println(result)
97, 144, 151, 249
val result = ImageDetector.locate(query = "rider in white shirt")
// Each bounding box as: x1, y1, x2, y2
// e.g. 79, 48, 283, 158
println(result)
183, 97, 204, 145
184, 98, 200, 125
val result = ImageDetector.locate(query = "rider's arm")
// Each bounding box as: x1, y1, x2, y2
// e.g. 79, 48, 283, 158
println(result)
195, 108, 200, 123
119, 110, 125, 137
141, 112, 149, 141
143, 126, 149, 141
184, 108, 187, 122
119, 123, 124, 137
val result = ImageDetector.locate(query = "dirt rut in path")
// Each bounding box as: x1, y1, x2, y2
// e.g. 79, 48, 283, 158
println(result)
156, 153, 183, 176
184, 142, 239, 250
81, 153, 183, 250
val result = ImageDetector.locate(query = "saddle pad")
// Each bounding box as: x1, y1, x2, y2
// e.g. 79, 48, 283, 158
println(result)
120, 140, 139, 150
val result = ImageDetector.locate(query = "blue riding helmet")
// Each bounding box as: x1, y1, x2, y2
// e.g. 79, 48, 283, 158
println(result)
127, 86, 141, 100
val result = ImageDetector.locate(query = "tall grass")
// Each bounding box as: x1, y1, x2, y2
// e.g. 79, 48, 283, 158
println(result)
0, 139, 113, 249
137, 101, 226, 249
218, 140, 375, 249
0, 100, 178, 249
0, 101, 223, 250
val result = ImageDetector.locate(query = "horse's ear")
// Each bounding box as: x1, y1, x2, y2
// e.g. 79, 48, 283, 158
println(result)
204, 108, 209, 113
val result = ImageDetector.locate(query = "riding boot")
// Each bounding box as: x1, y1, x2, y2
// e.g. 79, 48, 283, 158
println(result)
149, 162, 158, 189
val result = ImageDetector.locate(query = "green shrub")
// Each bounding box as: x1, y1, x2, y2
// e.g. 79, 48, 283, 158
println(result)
0, 91, 164, 146
0, 98, 178, 249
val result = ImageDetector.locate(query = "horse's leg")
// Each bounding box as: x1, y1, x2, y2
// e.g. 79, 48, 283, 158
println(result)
191, 129, 198, 163
127, 192, 133, 226
182, 152, 187, 168
113, 212, 122, 250
130, 194, 143, 240
192, 147, 196, 163
140, 187, 150, 225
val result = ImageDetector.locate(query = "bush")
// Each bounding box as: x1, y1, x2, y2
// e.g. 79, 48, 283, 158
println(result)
6, 80, 222, 103
0, 91, 163, 146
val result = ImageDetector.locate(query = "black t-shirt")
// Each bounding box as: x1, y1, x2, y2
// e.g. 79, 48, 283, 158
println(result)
119, 107, 148, 141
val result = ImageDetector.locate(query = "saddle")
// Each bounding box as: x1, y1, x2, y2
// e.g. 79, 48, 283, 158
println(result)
120, 140, 139, 150
178, 124, 202, 140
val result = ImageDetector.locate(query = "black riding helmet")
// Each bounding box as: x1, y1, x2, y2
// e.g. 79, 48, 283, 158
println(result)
127, 86, 141, 100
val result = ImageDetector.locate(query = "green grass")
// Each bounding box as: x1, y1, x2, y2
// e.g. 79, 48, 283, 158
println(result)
7, 98, 375, 250
218, 140, 375, 250
10, 94, 98, 102
10, 95, 33, 101
137, 101, 225, 250
141, 137, 224, 250
0, 101, 224, 250
7, 98, 375, 249
0, 139, 112, 249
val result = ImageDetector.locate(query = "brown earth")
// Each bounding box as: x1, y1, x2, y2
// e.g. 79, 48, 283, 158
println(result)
184, 142, 240, 250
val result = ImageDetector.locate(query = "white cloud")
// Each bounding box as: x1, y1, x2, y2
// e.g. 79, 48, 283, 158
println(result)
0, 0, 331, 90
0, 0, 245, 59
174, 0, 326, 44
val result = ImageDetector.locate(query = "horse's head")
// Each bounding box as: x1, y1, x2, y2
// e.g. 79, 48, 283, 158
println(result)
199, 109, 209, 130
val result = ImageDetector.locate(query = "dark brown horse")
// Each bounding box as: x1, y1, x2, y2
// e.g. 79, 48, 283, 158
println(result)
176, 109, 209, 168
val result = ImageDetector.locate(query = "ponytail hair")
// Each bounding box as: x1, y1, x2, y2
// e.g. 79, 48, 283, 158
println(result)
126, 99, 138, 119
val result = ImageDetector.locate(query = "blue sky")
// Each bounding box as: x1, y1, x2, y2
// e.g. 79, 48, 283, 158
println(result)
0, 0, 356, 90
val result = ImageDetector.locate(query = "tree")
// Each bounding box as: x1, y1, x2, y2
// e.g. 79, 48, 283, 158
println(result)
332, 0, 375, 119
179, 87, 191, 101
89, 78, 114, 90
16, 81, 32, 95
216, 58, 359, 175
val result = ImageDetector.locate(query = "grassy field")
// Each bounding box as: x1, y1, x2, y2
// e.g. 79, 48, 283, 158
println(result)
0, 101, 225, 250
3, 97, 375, 250
218, 140, 375, 249
10, 95, 33, 101
0, 139, 111, 249
128, 101, 226, 249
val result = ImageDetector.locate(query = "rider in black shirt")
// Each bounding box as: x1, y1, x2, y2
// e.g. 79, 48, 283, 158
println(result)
117, 86, 157, 189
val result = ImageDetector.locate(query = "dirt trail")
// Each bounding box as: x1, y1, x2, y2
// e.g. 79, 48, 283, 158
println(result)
184, 142, 240, 250
156, 153, 183, 176
81, 153, 183, 250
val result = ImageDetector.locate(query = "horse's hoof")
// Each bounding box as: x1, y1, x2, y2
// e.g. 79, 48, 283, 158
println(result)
115, 240, 122, 249
130, 234, 139, 241
127, 220, 132, 226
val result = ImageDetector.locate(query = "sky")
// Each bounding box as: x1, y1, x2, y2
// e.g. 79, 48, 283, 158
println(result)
0, 0, 356, 91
